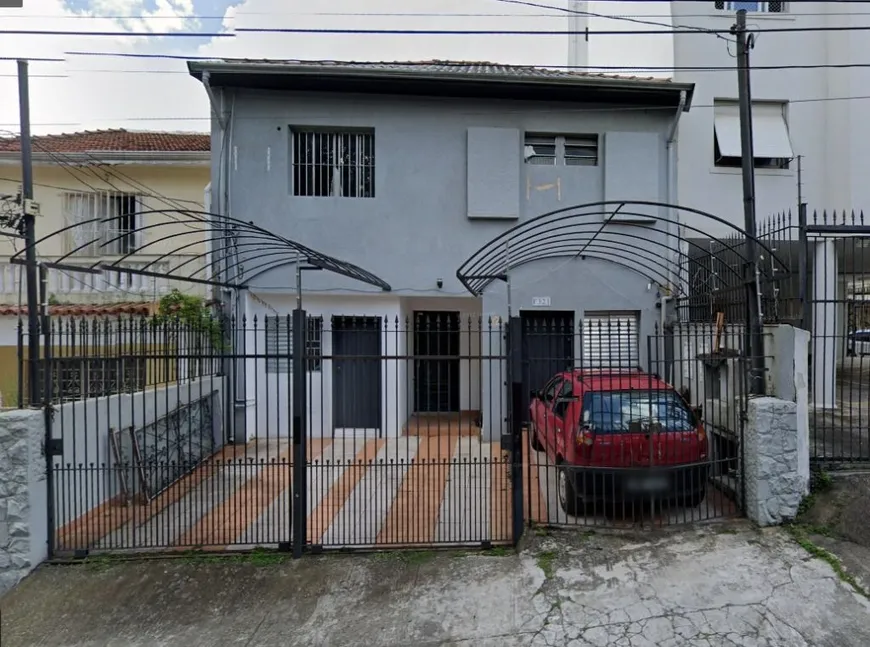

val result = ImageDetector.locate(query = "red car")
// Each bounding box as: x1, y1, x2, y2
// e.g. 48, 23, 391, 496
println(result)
529, 368, 709, 515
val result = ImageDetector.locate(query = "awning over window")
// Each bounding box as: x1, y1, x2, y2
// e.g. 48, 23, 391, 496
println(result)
713, 101, 794, 159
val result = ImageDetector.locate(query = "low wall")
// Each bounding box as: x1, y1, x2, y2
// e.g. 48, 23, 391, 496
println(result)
0, 409, 47, 598
51, 376, 225, 529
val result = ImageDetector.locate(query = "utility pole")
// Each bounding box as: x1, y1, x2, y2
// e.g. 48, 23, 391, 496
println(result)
18, 59, 41, 406
732, 10, 766, 396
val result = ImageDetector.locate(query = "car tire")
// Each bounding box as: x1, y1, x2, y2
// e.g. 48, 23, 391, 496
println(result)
557, 463, 581, 517
529, 423, 544, 452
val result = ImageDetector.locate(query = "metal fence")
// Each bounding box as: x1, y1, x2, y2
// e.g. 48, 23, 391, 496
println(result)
24, 313, 515, 556
518, 317, 748, 529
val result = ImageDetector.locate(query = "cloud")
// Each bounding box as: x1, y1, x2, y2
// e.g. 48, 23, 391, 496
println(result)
0, 0, 573, 135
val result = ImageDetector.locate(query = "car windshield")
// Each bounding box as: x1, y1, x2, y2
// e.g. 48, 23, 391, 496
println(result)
581, 389, 695, 434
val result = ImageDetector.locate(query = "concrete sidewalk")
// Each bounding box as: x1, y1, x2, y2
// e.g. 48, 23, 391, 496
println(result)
1, 523, 868, 647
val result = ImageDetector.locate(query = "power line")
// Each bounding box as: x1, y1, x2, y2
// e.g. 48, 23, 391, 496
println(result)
7, 23, 870, 37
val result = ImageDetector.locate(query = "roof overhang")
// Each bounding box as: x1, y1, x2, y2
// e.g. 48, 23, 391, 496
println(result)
0, 150, 210, 166
188, 61, 695, 111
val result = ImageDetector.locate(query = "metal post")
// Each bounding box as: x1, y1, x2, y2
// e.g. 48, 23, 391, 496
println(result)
291, 307, 307, 558
18, 60, 40, 406
39, 264, 55, 557
798, 203, 811, 331
507, 316, 524, 544
732, 11, 766, 396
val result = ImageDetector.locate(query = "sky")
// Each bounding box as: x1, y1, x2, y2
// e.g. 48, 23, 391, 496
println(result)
0, 0, 581, 135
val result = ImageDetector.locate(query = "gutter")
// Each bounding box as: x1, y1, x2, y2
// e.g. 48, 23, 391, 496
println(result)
203, 71, 228, 131
666, 90, 688, 293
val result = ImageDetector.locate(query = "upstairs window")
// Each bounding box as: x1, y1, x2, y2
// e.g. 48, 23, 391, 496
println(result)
62, 191, 141, 256
524, 133, 599, 166
714, 1, 784, 12
713, 100, 793, 170
291, 129, 375, 198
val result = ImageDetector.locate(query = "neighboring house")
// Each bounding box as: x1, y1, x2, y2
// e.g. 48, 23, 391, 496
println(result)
188, 58, 695, 440
0, 129, 211, 406
567, 0, 868, 237
0, 129, 211, 305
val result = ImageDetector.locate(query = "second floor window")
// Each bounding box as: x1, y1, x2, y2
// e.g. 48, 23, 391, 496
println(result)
714, 1, 784, 12
291, 129, 375, 198
63, 191, 141, 256
524, 134, 599, 166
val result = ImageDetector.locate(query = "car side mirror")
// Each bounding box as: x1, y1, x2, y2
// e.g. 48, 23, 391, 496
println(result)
530, 389, 541, 400
692, 405, 703, 420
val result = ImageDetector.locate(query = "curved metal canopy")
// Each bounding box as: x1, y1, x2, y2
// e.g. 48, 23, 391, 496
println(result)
456, 201, 786, 296
10, 208, 391, 292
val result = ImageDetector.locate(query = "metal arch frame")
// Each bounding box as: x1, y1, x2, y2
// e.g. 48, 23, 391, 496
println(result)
456, 200, 787, 296
10, 208, 391, 292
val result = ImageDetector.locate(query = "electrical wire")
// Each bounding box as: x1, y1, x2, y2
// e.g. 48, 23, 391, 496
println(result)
8, 22, 870, 37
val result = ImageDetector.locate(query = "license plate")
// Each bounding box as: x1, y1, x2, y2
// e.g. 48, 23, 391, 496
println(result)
625, 474, 669, 494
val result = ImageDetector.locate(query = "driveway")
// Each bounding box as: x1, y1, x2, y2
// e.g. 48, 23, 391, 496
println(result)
1, 522, 868, 646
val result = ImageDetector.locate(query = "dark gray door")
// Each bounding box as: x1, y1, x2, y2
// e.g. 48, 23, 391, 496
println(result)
413, 311, 461, 413
333, 316, 382, 430
520, 311, 575, 423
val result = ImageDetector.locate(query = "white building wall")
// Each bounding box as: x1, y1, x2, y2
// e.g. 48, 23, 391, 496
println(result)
243, 293, 484, 440
569, 1, 869, 237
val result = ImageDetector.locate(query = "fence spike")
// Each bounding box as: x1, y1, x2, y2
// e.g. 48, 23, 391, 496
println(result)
861, 210, 866, 226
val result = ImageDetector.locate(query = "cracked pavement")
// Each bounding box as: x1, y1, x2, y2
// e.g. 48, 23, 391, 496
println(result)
1, 522, 868, 646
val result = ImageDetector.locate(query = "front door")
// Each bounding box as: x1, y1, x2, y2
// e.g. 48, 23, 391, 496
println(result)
332, 316, 382, 430
520, 311, 575, 423
413, 311, 461, 413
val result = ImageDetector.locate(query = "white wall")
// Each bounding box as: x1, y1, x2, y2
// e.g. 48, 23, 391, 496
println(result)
569, 1, 870, 236
244, 292, 404, 438
243, 292, 486, 439
51, 376, 225, 528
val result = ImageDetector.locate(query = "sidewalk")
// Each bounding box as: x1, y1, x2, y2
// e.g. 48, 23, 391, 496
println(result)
1, 522, 868, 647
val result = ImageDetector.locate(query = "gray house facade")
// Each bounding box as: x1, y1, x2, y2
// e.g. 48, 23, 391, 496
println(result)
188, 60, 695, 440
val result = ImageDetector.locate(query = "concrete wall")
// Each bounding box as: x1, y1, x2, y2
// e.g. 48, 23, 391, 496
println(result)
0, 409, 47, 598
50, 376, 225, 529
744, 397, 804, 527
217, 90, 676, 295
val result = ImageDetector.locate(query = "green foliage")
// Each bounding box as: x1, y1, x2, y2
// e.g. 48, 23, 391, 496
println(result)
152, 289, 225, 350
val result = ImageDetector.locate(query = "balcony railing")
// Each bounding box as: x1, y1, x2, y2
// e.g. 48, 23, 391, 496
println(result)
0, 256, 207, 305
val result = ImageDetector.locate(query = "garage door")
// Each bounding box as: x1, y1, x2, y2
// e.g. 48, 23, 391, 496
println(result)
582, 311, 640, 368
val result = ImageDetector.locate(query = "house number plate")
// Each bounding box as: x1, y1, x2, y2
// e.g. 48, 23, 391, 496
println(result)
532, 296, 551, 307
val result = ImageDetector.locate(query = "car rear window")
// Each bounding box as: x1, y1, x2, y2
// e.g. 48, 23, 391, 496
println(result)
581, 389, 696, 434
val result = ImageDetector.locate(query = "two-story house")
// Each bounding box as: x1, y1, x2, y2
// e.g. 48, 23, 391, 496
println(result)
0, 129, 211, 405
567, 1, 869, 237
188, 59, 695, 441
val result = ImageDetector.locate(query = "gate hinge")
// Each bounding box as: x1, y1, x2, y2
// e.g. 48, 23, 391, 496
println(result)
47, 438, 63, 456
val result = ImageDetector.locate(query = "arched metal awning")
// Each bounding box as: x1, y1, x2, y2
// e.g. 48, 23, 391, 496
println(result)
10, 208, 391, 292
456, 201, 786, 297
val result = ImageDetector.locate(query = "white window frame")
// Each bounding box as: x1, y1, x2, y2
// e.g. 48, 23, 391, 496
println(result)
62, 190, 143, 257
523, 133, 599, 167
715, 1, 785, 13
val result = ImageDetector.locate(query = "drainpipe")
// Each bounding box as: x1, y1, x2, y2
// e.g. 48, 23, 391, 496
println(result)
666, 90, 687, 293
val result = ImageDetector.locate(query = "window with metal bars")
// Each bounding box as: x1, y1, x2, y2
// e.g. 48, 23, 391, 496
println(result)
714, 1, 784, 13
265, 315, 323, 373
62, 191, 142, 256
290, 129, 375, 198
523, 133, 599, 166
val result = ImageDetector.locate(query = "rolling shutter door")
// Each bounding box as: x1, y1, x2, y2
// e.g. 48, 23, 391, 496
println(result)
582, 312, 640, 368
